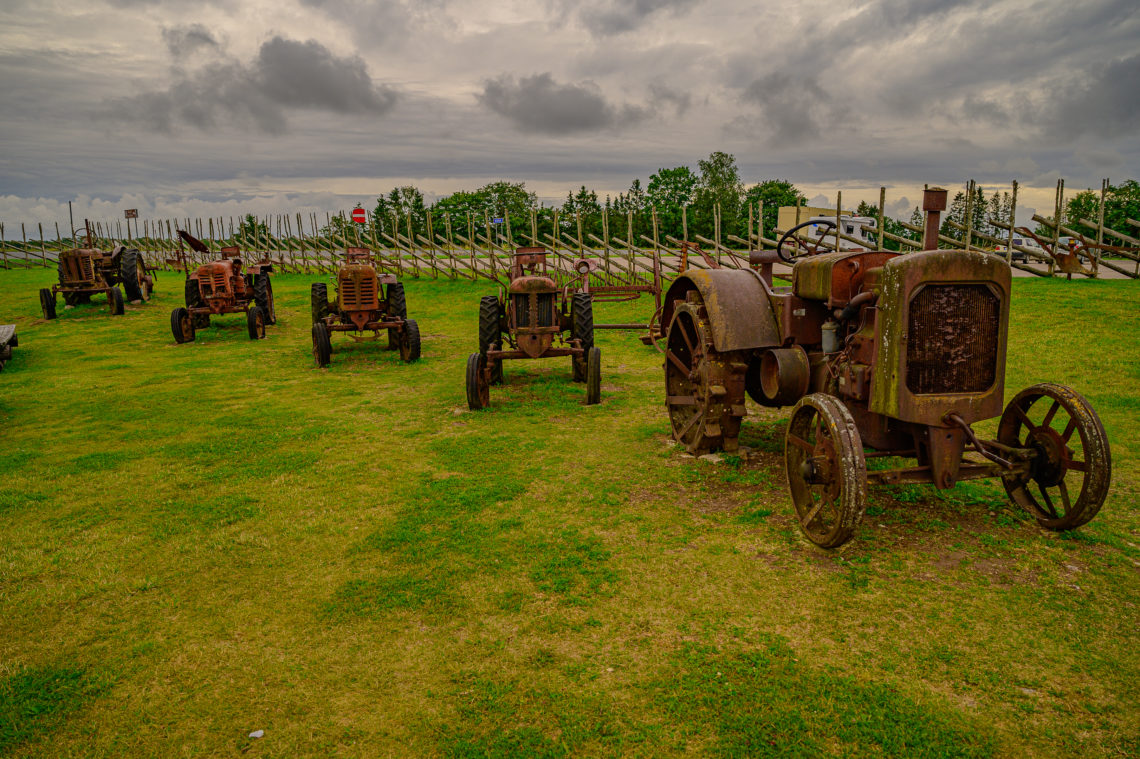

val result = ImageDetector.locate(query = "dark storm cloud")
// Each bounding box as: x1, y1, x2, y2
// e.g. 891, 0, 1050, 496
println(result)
741, 72, 847, 147
649, 83, 692, 116
161, 24, 220, 56
106, 36, 397, 134
570, 0, 701, 36
478, 73, 649, 134
1046, 53, 1140, 140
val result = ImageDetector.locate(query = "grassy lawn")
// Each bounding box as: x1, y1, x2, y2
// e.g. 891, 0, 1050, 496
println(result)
0, 267, 1137, 757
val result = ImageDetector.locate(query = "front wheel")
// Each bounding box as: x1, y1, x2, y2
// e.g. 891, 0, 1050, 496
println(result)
171, 307, 195, 343
466, 352, 489, 410
998, 383, 1111, 530
784, 394, 868, 549
312, 322, 332, 367
400, 319, 422, 362
585, 346, 601, 405
247, 305, 266, 340
39, 288, 57, 320
109, 287, 125, 315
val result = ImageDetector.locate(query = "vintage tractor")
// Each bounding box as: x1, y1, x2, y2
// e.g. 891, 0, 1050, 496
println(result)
310, 247, 421, 366
662, 188, 1111, 548
39, 234, 155, 320
170, 230, 276, 343
0, 324, 16, 371
466, 247, 601, 409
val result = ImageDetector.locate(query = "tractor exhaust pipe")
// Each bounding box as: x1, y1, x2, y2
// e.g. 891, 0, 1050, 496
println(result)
923, 187, 948, 250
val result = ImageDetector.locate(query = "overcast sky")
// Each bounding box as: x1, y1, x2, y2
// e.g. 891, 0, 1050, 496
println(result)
1, 0, 1137, 228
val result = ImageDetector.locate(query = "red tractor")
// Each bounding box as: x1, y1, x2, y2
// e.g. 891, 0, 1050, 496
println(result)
662, 188, 1110, 548
466, 247, 600, 409
170, 230, 276, 343
310, 247, 420, 366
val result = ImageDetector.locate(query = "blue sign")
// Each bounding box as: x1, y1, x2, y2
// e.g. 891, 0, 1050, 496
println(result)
491, 217, 505, 224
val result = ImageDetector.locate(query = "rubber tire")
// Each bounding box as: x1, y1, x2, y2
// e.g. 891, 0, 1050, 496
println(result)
247, 305, 266, 340
311, 282, 329, 325
120, 249, 144, 302
40, 288, 57, 320
255, 273, 276, 324
171, 307, 195, 343
400, 319, 422, 362
312, 322, 332, 367
585, 346, 601, 405
466, 352, 488, 410
109, 287, 125, 315
387, 282, 407, 320
571, 292, 594, 382
478, 296, 504, 384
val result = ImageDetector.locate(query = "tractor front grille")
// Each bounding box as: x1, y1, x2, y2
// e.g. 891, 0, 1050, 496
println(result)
62, 254, 96, 283
200, 269, 229, 297
513, 292, 554, 328
339, 275, 378, 311
906, 284, 1000, 394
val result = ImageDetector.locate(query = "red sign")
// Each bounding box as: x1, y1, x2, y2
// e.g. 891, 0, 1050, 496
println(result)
351, 208, 367, 224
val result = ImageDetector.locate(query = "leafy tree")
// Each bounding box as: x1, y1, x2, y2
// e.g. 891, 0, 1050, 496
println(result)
561, 186, 602, 238
741, 179, 805, 241
693, 151, 744, 239
648, 166, 698, 240
374, 186, 427, 239
236, 214, 273, 247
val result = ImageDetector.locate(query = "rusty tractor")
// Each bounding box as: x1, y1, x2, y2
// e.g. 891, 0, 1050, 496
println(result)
310, 247, 420, 366
39, 235, 155, 320
662, 187, 1111, 548
466, 247, 601, 409
0, 324, 16, 371
170, 230, 276, 343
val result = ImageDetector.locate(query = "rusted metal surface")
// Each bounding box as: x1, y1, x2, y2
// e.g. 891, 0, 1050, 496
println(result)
922, 187, 948, 250
310, 246, 418, 365
661, 269, 779, 353
468, 246, 600, 409
661, 184, 1110, 547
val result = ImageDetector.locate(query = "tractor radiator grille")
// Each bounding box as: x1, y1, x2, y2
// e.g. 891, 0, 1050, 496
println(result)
62, 255, 95, 283
201, 270, 228, 297
906, 284, 1000, 394
513, 293, 555, 328
339, 277, 377, 311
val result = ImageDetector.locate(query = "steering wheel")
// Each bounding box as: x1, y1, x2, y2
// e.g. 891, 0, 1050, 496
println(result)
777, 220, 835, 264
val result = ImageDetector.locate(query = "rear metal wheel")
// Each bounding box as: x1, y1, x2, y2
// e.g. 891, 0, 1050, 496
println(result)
466, 352, 489, 410
663, 299, 746, 454
784, 394, 868, 549
998, 383, 1110, 530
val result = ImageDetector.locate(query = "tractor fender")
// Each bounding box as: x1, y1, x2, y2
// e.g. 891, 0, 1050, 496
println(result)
662, 269, 780, 353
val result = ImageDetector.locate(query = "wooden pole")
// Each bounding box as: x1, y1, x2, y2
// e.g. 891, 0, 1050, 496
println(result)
877, 187, 885, 252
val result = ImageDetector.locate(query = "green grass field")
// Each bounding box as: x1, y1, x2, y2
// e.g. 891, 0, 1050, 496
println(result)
0, 267, 1137, 757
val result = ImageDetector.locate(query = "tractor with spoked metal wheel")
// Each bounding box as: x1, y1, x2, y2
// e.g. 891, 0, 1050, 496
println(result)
170, 230, 276, 344
662, 187, 1111, 548
310, 247, 420, 366
466, 247, 601, 410
39, 229, 155, 320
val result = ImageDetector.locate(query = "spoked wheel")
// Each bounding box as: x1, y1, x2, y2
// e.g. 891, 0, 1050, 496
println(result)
171, 307, 196, 343
997, 383, 1111, 530
312, 322, 332, 367
784, 394, 868, 549
247, 305, 266, 340
663, 299, 747, 454
466, 352, 489, 410
399, 319, 421, 362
